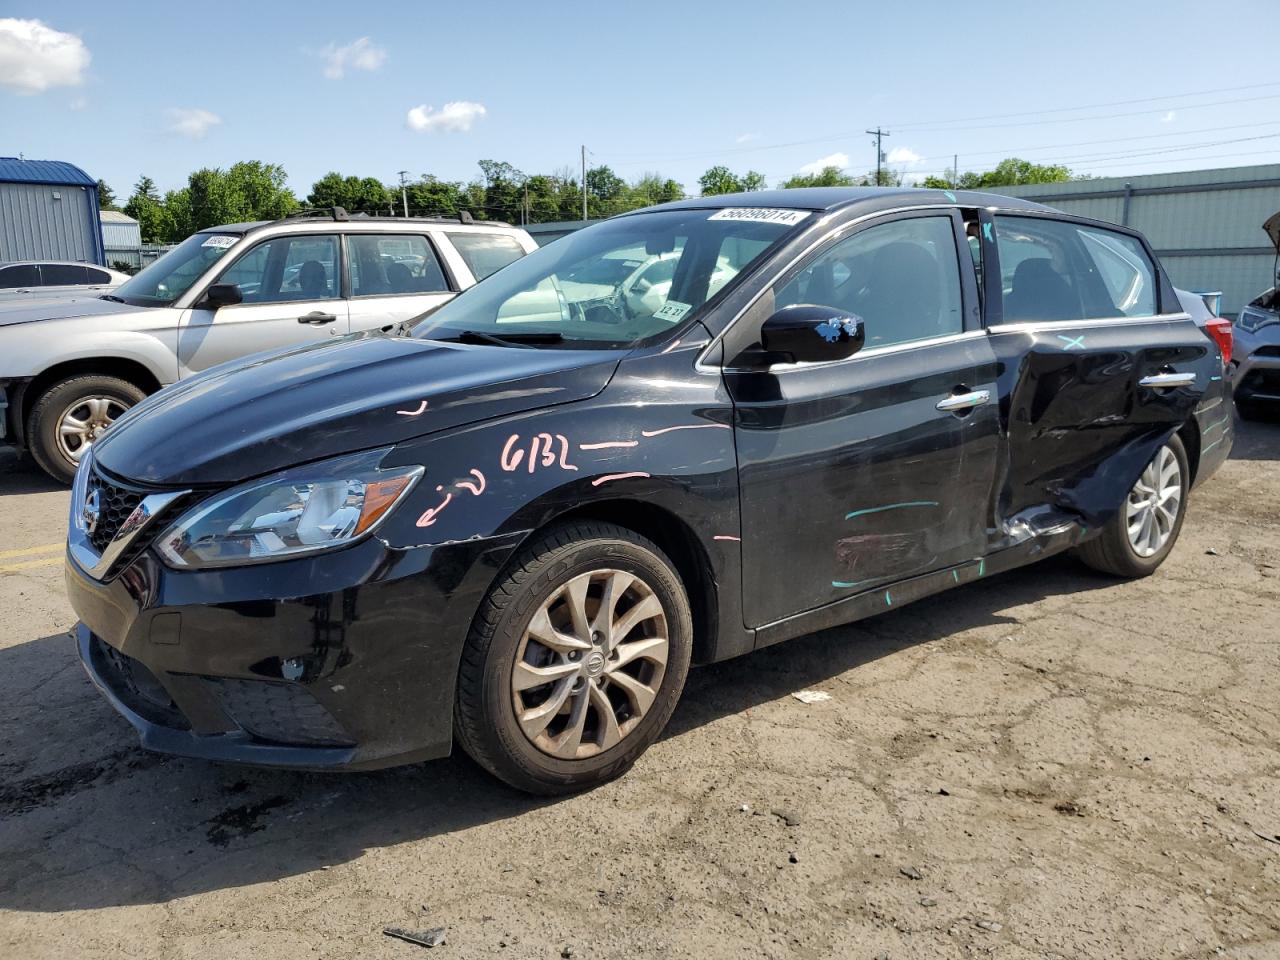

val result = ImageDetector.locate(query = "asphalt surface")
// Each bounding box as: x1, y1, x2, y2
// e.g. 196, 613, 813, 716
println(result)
1, 419, 1278, 959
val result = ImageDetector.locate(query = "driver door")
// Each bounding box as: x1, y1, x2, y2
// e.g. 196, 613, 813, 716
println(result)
178, 233, 349, 375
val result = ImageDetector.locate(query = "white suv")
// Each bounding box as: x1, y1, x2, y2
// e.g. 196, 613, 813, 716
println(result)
0, 209, 537, 482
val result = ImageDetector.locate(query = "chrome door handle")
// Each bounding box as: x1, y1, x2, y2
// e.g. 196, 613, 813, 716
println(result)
936, 389, 990, 412
1139, 372, 1196, 389
298, 312, 337, 325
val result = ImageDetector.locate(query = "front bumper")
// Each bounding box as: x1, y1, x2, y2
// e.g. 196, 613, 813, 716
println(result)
67, 529, 524, 771
1232, 351, 1280, 405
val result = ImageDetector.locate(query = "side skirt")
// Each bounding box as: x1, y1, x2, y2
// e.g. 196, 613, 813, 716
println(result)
752, 520, 1092, 651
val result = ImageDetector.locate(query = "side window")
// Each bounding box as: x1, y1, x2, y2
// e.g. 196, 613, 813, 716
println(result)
217, 235, 340, 304
995, 216, 1156, 323
776, 215, 964, 349
41, 264, 89, 285
86, 267, 113, 284
447, 232, 526, 281
0, 264, 39, 287
347, 235, 449, 297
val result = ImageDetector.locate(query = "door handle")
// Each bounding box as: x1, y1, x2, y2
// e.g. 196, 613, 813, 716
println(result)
1139, 372, 1196, 389
298, 312, 336, 325
936, 389, 990, 413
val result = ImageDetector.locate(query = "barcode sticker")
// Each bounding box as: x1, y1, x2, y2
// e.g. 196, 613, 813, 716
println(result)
708, 208, 810, 226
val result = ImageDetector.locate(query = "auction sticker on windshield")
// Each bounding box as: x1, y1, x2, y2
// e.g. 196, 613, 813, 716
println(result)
201, 235, 237, 248
654, 300, 692, 323
708, 208, 810, 226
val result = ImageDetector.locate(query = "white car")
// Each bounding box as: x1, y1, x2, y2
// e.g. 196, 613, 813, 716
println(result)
0, 210, 537, 482
0, 261, 132, 302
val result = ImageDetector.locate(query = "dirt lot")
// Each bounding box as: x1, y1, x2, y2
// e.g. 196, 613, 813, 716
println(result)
1, 420, 1278, 960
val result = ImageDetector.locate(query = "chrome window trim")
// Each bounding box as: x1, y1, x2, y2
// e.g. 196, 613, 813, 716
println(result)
986, 312, 1191, 335
730, 329, 988, 374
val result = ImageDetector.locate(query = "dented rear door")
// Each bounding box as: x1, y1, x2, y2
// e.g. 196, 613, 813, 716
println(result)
982, 212, 1213, 539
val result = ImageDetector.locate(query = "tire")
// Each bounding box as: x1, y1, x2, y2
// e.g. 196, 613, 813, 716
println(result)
454, 521, 693, 795
27, 375, 146, 484
1073, 434, 1190, 579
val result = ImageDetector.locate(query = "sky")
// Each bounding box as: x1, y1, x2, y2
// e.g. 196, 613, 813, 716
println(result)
3, 0, 1280, 202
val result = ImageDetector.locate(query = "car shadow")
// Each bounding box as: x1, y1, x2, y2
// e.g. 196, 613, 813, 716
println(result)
0, 552, 1119, 913
1227, 412, 1280, 462
0, 449, 64, 495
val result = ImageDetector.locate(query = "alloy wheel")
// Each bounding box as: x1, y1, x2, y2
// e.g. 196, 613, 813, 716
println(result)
56, 396, 129, 463
511, 568, 669, 760
1125, 444, 1182, 558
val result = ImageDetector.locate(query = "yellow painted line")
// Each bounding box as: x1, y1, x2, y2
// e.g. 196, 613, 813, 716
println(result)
0, 556, 62, 574
0, 542, 63, 561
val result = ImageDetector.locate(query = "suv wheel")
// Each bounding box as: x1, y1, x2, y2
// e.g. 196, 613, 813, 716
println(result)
1074, 435, 1189, 578
27, 375, 145, 484
454, 521, 692, 795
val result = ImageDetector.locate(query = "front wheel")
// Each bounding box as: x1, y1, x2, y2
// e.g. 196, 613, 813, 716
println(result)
27, 375, 146, 484
1074, 435, 1190, 578
454, 521, 692, 795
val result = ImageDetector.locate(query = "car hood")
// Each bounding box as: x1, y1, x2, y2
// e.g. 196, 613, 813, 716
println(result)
92, 332, 623, 486
0, 295, 142, 327
1265, 211, 1280, 256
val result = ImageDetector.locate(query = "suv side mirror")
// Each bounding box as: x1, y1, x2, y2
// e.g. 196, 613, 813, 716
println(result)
760, 304, 865, 363
204, 283, 243, 309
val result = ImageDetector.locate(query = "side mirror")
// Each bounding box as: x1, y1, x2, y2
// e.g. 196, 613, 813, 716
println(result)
760, 304, 865, 363
204, 283, 242, 309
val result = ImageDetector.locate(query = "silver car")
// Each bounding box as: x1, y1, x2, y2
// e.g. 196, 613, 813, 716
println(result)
0, 261, 131, 302
1231, 211, 1280, 420
0, 210, 538, 482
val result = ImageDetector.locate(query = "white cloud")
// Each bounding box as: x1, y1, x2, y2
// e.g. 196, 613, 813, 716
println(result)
167, 107, 222, 139
406, 100, 487, 133
797, 152, 849, 176
886, 146, 923, 166
69, 95, 86, 110
735, 132, 760, 144
0, 18, 90, 94
319, 37, 387, 79
1161, 110, 1176, 123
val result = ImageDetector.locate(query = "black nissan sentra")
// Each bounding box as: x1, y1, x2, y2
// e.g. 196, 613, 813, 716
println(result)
66, 188, 1234, 794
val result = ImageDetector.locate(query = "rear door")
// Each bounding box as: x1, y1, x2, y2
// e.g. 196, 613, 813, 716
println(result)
178, 233, 349, 375
984, 212, 1212, 531
726, 210, 1000, 628
344, 233, 456, 332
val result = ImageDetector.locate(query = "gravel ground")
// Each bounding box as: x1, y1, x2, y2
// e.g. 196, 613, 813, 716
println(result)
1, 419, 1278, 960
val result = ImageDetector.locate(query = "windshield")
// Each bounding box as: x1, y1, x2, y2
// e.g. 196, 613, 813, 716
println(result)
413, 208, 806, 346
111, 233, 241, 307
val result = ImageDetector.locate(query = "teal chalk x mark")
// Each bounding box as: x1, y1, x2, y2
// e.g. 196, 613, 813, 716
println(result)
1205, 415, 1230, 434
884, 590, 893, 606
943, 190, 957, 203
982, 222, 993, 242
845, 500, 939, 520
1058, 334, 1086, 351
832, 579, 871, 590
952, 569, 959, 583
1210, 375, 1222, 382
978, 558, 986, 577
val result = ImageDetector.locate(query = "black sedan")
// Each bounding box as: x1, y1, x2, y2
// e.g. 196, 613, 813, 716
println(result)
66, 187, 1233, 794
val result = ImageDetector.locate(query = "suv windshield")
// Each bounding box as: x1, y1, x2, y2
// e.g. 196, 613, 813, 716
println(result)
110, 233, 241, 307
413, 208, 806, 347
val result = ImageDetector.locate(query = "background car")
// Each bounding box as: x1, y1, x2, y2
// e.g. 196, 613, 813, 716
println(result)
0, 210, 537, 483
0, 261, 130, 302
1229, 211, 1280, 419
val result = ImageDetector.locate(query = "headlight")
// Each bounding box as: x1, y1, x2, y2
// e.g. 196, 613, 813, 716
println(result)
156, 448, 422, 569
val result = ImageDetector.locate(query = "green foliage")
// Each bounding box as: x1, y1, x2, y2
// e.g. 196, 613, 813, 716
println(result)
781, 166, 857, 189
123, 176, 167, 243
308, 172, 390, 213
922, 157, 1074, 191
96, 179, 119, 211
698, 165, 767, 196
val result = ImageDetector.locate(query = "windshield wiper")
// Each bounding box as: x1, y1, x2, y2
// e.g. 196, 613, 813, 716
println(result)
99, 294, 126, 303
437, 330, 565, 349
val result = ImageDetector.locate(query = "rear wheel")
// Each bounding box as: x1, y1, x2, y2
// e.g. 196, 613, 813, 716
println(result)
27, 375, 146, 484
454, 521, 692, 795
1074, 435, 1189, 578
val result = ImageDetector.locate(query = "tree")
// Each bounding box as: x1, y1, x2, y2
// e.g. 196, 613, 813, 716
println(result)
856, 168, 904, 187
630, 172, 684, 206
123, 175, 166, 242
405, 175, 467, 217
699, 166, 766, 196
921, 157, 1073, 191
307, 172, 390, 213
96, 179, 119, 211
782, 166, 856, 189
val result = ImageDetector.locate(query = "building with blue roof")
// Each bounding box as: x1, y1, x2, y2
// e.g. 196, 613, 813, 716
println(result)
0, 157, 105, 266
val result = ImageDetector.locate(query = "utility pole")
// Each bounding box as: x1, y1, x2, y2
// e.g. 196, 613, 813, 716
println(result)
581, 145, 588, 222
953, 154, 958, 190
865, 128, 890, 185
397, 170, 410, 218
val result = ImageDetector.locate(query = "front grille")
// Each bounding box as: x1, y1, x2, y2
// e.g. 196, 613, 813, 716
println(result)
86, 467, 145, 552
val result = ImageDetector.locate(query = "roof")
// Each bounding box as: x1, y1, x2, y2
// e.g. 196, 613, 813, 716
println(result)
629, 186, 1055, 216
100, 210, 138, 224
0, 158, 96, 187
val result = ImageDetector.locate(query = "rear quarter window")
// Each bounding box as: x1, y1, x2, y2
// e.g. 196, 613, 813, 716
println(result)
447, 232, 527, 281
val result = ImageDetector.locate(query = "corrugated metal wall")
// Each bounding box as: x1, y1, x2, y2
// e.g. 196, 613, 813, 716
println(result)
996, 164, 1280, 316
0, 181, 99, 263
101, 220, 141, 248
